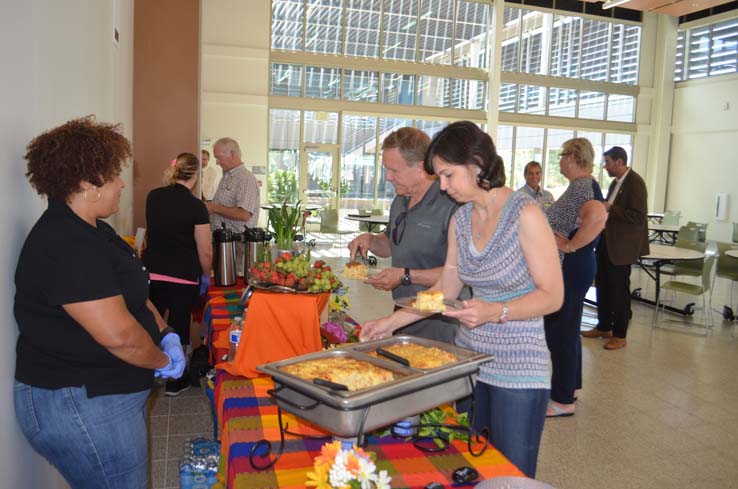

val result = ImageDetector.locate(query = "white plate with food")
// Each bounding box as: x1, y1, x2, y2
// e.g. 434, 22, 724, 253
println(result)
394, 291, 463, 314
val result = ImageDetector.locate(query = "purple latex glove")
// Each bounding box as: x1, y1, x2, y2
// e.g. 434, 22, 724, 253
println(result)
154, 332, 186, 379
200, 274, 211, 296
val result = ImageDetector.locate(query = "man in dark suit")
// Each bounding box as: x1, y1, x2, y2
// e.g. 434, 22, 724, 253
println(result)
582, 146, 649, 350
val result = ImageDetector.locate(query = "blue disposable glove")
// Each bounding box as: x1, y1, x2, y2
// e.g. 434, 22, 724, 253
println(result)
200, 274, 211, 296
154, 332, 186, 379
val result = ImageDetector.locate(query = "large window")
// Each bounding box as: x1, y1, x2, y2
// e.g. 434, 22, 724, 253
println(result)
503, 7, 641, 85
272, 0, 489, 66
675, 15, 738, 81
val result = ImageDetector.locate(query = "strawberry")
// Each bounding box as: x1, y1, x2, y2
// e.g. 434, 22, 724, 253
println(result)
281, 252, 293, 261
314, 260, 324, 269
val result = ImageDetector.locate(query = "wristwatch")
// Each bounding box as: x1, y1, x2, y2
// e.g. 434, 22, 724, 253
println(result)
499, 304, 510, 323
160, 326, 176, 342
401, 267, 412, 286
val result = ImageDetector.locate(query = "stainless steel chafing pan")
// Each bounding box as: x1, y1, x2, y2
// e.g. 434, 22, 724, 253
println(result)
257, 336, 492, 438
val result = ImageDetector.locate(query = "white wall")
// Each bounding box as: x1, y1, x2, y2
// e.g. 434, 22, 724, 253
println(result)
668, 73, 738, 242
202, 0, 271, 224
0, 1, 133, 486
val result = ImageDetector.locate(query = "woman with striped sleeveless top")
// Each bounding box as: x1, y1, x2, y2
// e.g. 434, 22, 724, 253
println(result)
361, 121, 563, 478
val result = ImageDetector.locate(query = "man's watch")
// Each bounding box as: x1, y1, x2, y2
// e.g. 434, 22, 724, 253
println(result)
401, 267, 412, 286
160, 326, 176, 342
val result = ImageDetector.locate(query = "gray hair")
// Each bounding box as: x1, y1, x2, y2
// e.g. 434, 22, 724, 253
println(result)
215, 137, 242, 158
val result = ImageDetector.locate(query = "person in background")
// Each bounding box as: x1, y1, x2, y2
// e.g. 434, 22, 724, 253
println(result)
582, 146, 648, 350
361, 121, 563, 478
543, 138, 607, 418
348, 127, 461, 343
200, 149, 220, 201
14, 116, 185, 488
143, 152, 213, 396
517, 160, 555, 209
206, 137, 259, 275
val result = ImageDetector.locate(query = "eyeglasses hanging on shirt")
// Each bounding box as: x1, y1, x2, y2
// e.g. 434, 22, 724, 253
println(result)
392, 198, 409, 246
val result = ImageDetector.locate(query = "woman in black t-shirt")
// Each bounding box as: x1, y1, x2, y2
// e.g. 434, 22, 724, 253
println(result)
143, 152, 213, 396
14, 117, 185, 489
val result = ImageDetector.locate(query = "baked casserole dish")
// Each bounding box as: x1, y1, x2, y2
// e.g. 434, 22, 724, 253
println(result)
280, 357, 394, 391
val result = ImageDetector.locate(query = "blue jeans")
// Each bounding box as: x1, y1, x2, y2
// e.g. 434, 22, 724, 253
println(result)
472, 383, 549, 478
14, 381, 150, 489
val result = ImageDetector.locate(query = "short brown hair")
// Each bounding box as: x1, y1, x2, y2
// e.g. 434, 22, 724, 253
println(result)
425, 121, 505, 191
561, 138, 595, 172
381, 127, 430, 167
25, 116, 131, 201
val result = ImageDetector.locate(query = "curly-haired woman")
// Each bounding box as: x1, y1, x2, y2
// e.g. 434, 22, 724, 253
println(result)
361, 121, 563, 477
13, 116, 185, 489
143, 152, 213, 395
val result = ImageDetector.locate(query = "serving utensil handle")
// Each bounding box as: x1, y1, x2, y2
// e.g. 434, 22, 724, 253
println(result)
313, 378, 349, 391
376, 347, 410, 366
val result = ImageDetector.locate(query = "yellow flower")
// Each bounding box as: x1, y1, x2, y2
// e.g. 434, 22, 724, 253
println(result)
306, 462, 330, 489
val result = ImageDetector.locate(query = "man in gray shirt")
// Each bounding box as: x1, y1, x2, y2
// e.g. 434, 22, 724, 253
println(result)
206, 137, 260, 274
349, 127, 460, 343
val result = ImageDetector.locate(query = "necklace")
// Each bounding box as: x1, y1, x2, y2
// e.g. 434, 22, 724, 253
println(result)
473, 189, 497, 241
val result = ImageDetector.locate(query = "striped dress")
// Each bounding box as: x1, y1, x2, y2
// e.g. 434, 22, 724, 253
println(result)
454, 192, 550, 390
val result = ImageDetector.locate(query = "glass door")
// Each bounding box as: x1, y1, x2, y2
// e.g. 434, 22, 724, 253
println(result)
301, 144, 340, 210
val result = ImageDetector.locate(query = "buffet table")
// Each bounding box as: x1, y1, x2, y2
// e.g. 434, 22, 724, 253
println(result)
213, 372, 523, 489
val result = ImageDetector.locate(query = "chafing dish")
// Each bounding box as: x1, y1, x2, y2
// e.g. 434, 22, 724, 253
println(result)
257, 335, 491, 438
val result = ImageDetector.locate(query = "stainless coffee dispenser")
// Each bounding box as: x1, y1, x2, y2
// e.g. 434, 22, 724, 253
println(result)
243, 226, 271, 283
213, 224, 237, 286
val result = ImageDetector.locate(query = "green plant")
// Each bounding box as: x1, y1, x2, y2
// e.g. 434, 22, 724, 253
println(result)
269, 169, 298, 203
268, 201, 303, 250
373, 407, 469, 448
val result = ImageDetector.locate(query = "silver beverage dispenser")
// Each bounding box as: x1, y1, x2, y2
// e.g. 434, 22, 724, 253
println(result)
243, 226, 271, 283
213, 223, 237, 287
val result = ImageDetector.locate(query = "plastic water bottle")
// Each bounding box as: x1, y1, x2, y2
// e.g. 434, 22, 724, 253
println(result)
227, 316, 243, 362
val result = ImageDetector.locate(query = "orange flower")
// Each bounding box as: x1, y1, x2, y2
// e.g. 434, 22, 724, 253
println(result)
345, 452, 361, 476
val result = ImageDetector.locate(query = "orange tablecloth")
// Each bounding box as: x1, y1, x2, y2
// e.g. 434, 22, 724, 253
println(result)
217, 289, 330, 378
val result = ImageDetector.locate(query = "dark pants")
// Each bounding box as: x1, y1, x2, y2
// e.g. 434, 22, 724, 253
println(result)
471, 383, 549, 479
149, 281, 199, 346
545, 247, 596, 404
595, 237, 632, 339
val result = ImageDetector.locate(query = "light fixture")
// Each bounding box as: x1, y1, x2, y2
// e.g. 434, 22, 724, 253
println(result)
602, 0, 630, 9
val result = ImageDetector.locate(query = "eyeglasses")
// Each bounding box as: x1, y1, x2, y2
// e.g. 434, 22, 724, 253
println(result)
392, 202, 409, 245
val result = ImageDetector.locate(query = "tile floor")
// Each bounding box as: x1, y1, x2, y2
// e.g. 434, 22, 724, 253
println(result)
148, 244, 738, 488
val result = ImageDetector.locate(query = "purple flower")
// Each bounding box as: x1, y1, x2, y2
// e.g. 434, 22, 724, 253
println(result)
323, 321, 348, 342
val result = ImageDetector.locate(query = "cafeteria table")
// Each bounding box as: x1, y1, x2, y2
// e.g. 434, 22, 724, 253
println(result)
346, 213, 390, 233
632, 243, 705, 316
647, 212, 664, 224
648, 223, 681, 245
212, 372, 523, 489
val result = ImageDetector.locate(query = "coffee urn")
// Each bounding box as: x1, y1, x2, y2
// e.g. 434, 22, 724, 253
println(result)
213, 223, 237, 286
243, 226, 271, 282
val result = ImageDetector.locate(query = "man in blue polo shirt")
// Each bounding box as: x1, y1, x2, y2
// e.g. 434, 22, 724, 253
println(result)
349, 127, 460, 343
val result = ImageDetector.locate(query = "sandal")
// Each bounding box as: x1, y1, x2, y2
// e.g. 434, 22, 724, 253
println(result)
546, 401, 575, 418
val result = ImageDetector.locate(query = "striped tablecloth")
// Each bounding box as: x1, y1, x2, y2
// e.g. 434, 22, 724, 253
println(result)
213, 372, 523, 489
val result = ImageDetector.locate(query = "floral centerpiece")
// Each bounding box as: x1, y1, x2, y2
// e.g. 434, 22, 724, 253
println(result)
306, 440, 391, 489
322, 287, 360, 345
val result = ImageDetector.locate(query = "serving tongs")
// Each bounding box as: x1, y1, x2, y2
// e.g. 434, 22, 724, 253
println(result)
375, 347, 410, 367
346, 245, 368, 268
313, 378, 349, 391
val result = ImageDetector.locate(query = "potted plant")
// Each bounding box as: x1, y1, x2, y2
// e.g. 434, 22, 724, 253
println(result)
268, 201, 304, 252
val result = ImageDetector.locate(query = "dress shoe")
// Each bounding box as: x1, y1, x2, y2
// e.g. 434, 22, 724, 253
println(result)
581, 328, 612, 338
604, 337, 627, 350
